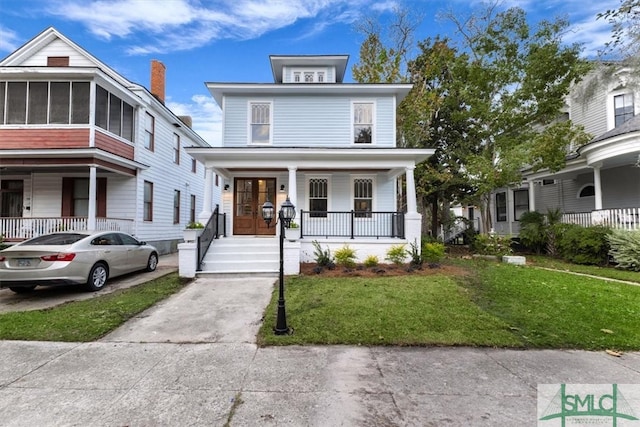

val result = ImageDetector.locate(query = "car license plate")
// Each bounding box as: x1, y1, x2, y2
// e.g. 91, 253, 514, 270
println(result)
17, 259, 32, 267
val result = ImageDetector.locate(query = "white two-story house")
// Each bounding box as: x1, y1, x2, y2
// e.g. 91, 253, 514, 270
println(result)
0, 27, 218, 253
186, 55, 433, 274
489, 63, 640, 236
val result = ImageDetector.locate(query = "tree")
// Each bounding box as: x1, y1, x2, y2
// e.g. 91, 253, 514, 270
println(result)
598, 0, 640, 59
437, 5, 591, 232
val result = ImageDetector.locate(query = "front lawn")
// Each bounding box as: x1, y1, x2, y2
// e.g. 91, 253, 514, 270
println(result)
258, 260, 640, 350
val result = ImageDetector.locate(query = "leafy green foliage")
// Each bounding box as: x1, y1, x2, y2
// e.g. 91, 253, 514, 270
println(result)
312, 240, 334, 267
556, 224, 611, 265
608, 229, 640, 271
472, 234, 513, 256
186, 222, 204, 229
363, 255, 379, 268
408, 240, 423, 267
518, 211, 547, 254
385, 244, 408, 265
422, 241, 445, 263
334, 245, 357, 268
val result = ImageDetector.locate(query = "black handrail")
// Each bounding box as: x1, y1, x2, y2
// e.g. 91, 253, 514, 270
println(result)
197, 205, 226, 271
300, 210, 404, 239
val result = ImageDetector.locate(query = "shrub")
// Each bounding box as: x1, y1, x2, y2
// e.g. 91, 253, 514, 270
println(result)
472, 233, 513, 256
607, 229, 640, 271
334, 245, 357, 268
385, 244, 407, 265
408, 240, 423, 268
363, 255, 379, 268
556, 224, 611, 265
186, 222, 204, 229
312, 240, 334, 267
545, 208, 563, 257
422, 241, 445, 263
518, 211, 547, 254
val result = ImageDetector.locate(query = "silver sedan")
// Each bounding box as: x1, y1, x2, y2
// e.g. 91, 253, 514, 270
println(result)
0, 231, 159, 293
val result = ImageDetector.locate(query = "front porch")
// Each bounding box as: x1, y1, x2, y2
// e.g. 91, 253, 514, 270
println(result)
1, 216, 134, 242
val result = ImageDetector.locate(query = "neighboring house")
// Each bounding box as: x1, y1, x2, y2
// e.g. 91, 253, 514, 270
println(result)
0, 27, 217, 253
490, 64, 640, 236
185, 55, 433, 274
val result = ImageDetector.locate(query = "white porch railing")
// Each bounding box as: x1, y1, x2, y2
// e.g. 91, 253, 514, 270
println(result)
0, 217, 134, 241
562, 208, 640, 230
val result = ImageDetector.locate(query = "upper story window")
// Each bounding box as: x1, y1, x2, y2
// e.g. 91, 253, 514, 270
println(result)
191, 158, 197, 173
294, 72, 301, 82
250, 101, 271, 144
0, 81, 90, 126
173, 133, 180, 164
318, 72, 324, 82
353, 102, 374, 144
614, 93, 634, 127
95, 85, 134, 141
304, 72, 314, 83
144, 112, 155, 151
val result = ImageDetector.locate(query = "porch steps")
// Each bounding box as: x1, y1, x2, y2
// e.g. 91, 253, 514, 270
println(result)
199, 237, 280, 274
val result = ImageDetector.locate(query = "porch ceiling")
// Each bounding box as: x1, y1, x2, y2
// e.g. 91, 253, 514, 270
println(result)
185, 146, 434, 178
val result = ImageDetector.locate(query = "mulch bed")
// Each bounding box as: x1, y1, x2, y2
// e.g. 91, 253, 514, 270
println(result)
299, 262, 469, 278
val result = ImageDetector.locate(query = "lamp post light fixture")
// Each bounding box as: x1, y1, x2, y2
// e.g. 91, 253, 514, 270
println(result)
261, 196, 296, 335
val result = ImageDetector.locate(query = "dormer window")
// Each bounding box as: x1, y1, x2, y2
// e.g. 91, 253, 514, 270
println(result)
294, 72, 301, 83
304, 72, 314, 83
318, 72, 324, 83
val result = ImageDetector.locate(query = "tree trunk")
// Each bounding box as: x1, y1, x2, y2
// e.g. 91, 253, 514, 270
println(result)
430, 194, 439, 238
479, 193, 493, 234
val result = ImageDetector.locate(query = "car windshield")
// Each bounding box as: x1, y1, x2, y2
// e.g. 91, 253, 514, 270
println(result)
24, 233, 87, 246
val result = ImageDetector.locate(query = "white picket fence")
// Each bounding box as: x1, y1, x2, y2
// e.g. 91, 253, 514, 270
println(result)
0, 217, 134, 241
562, 208, 640, 230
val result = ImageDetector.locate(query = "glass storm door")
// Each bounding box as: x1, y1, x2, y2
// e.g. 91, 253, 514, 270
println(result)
233, 178, 276, 235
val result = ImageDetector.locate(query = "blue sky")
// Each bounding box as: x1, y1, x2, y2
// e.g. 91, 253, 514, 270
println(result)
0, 0, 620, 145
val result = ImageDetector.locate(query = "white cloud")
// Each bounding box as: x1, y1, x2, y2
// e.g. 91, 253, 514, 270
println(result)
45, 0, 385, 55
0, 26, 21, 53
167, 94, 223, 146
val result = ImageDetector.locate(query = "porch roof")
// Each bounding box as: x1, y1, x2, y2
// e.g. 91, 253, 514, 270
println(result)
0, 148, 149, 176
185, 146, 434, 178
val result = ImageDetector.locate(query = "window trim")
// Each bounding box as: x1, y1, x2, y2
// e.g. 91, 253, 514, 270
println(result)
305, 175, 331, 217
190, 194, 196, 224
173, 189, 181, 224
513, 189, 529, 222
607, 90, 636, 130
248, 100, 273, 145
495, 192, 507, 222
351, 100, 376, 145
143, 181, 153, 222
351, 175, 376, 218
173, 133, 180, 165
577, 184, 595, 198
144, 112, 155, 151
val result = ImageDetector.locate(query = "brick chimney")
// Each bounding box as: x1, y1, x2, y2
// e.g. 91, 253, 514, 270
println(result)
150, 59, 166, 103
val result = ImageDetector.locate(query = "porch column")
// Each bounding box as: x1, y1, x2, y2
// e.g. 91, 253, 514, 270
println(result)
528, 180, 536, 212
591, 163, 603, 210
87, 166, 97, 231
288, 166, 297, 208
405, 166, 417, 214
200, 167, 214, 221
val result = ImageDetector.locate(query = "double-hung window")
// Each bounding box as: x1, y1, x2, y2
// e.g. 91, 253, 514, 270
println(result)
173, 133, 180, 164
308, 178, 328, 218
144, 112, 155, 151
513, 189, 529, 221
496, 192, 507, 222
250, 102, 271, 144
614, 93, 634, 127
353, 102, 374, 144
173, 190, 180, 224
143, 181, 153, 221
353, 178, 373, 218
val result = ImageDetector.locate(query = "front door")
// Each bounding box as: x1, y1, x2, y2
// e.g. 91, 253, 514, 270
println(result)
1, 180, 23, 217
233, 178, 276, 235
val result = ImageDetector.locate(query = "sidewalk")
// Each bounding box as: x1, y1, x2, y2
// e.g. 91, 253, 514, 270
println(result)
1, 258, 640, 425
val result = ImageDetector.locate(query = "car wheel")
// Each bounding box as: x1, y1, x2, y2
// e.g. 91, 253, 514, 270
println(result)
146, 253, 158, 272
9, 286, 36, 294
85, 263, 108, 291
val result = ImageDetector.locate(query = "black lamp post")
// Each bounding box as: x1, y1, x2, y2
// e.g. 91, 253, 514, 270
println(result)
261, 196, 296, 335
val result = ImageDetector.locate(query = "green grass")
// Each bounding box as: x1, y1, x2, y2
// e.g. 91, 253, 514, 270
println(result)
527, 255, 640, 283
0, 273, 188, 341
258, 273, 522, 347
258, 260, 640, 350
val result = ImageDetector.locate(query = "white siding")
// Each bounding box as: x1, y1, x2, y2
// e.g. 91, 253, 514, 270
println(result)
21, 39, 95, 67
223, 95, 396, 147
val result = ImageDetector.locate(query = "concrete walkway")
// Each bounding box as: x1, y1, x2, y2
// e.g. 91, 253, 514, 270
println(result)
1, 257, 640, 425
